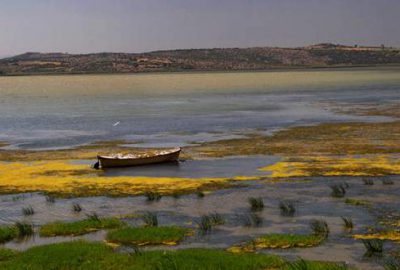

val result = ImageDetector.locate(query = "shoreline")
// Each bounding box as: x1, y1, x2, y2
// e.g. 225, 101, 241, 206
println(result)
1, 64, 400, 77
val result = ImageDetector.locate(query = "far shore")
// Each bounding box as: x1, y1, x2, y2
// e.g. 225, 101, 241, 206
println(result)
1, 64, 400, 78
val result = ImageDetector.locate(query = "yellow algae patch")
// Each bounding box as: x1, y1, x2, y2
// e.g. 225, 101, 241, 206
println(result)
228, 234, 325, 253
0, 161, 258, 197
354, 231, 400, 242
260, 155, 400, 178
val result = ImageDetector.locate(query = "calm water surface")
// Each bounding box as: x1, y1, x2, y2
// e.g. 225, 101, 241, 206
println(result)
0, 68, 399, 149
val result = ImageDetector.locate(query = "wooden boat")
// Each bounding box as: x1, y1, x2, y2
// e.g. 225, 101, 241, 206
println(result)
96, 148, 181, 168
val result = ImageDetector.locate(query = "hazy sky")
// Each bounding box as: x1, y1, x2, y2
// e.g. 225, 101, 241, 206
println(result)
1, 0, 399, 56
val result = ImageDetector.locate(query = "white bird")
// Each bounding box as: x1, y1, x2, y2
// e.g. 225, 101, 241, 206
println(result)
113, 121, 120, 127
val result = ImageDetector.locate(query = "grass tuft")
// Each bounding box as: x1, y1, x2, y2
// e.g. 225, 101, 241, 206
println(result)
362, 178, 374, 185
22, 206, 34, 216
14, 222, 34, 238
310, 220, 329, 238
362, 239, 383, 257
142, 212, 158, 227
330, 184, 346, 198
197, 191, 205, 198
45, 195, 55, 203
382, 178, 394, 185
237, 213, 263, 227
280, 201, 296, 216
198, 213, 225, 235
248, 197, 264, 212
145, 192, 162, 202
341, 217, 354, 230
72, 203, 82, 212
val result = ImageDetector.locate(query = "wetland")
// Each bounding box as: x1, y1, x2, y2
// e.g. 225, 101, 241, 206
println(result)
0, 68, 399, 269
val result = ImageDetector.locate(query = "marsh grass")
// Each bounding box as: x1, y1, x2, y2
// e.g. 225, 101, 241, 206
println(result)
362, 239, 383, 257
22, 206, 34, 216
197, 213, 225, 235
142, 212, 158, 227
197, 191, 205, 198
86, 213, 100, 222
237, 213, 263, 227
382, 178, 394, 185
384, 258, 400, 270
341, 217, 354, 230
106, 226, 190, 246
72, 203, 82, 212
362, 178, 374, 185
39, 217, 123, 237
45, 195, 55, 203
0, 248, 17, 261
248, 197, 264, 212
330, 184, 346, 198
0, 241, 286, 270
0, 222, 33, 243
310, 220, 329, 238
0, 226, 17, 243
145, 192, 162, 202
280, 201, 296, 216
14, 222, 33, 238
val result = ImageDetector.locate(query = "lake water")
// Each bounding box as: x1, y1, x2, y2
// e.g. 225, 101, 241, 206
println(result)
0, 68, 399, 149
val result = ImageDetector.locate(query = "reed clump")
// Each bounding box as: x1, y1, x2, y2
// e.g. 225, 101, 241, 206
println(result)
248, 197, 264, 212
22, 206, 34, 216
341, 217, 354, 230
280, 201, 296, 216
72, 203, 82, 212
362, 239, 383, 257
142, 212, 158, 227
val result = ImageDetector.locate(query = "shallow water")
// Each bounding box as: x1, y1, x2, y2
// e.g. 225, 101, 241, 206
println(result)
0, 69, 399, 149
1, 175, 398, 269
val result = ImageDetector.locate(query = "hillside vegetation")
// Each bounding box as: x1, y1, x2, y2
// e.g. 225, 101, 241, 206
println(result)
0, 43, 399, 75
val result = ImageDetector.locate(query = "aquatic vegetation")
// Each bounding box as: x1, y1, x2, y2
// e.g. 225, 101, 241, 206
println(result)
145, 192, 162, 202
310, 220, 330, 238
362, 178, 374, 185
248, 197, 264, 212
280, 201, 296, 216
191, 121, 400, 159
0, 248, 17, 261
237, 213, 263, 227
384, 258, 400, 270
254, 234, 324, 250
354, 230, 400, 242
39, 217, 124, 237
197, 213, 225, 235
341, 217, 354, 230
14, 222, 34, 238
106, 226, 190, 246
261, 155, 400, 178
142, 212, 158, 227
344, 198, 370, 206
362, 239, 383, 257
22, 206, 35, 216
0, 161, 257, 197
45, 195, 55, 203
0, 222, 33, 243
72, 203, 82, 212
382, 178, 394, 185
196, 190, 205, 198
0, 226, 17, 243
330, 184, 347, 198
0, 240, 286, 270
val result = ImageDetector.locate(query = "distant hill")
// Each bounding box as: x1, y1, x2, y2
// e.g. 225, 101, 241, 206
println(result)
1, 43, 399, 75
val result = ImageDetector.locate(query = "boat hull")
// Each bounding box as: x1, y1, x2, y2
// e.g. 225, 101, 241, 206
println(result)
97, 149, 181, 168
